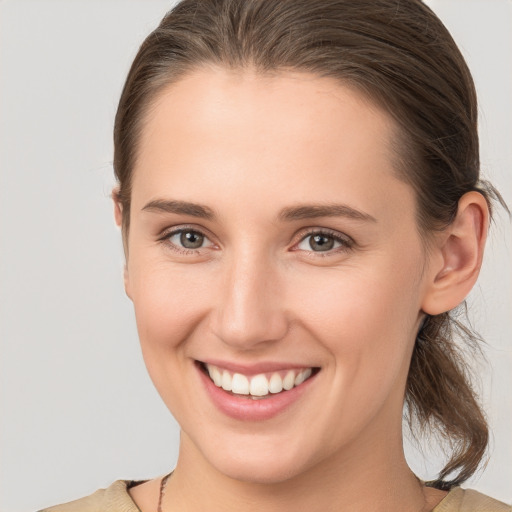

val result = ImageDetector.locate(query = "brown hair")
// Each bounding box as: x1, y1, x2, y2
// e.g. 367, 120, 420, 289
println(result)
114, 0, 501, 489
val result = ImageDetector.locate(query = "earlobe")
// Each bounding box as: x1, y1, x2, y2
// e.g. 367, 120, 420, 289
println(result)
421, 191, 489, 316
113, 188, 132, 300
112, 188, 123, 228
123, 264, 132, 300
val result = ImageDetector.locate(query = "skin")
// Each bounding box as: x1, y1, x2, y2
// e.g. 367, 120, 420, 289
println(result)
115, 67, 488, 511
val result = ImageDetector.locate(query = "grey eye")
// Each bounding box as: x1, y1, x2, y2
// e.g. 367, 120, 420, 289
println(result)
308, 234, 335, 251
167, 229, 213, 250
179, 231, 204, 249
297, 232, 346, 253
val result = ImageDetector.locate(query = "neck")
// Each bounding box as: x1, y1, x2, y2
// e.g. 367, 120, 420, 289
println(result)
165, 428, 431, 512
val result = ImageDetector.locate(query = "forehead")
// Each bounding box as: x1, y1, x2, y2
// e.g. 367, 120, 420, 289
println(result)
132, 67, 412, 222
138, 67, 395, 160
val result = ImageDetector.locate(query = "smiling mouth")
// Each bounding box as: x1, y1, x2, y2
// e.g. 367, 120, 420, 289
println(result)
198, 362, 320, 400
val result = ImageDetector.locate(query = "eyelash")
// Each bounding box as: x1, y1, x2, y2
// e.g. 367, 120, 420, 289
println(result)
158, 226, 354, 256
158, 225, 214, 255
295, 228, 354, 257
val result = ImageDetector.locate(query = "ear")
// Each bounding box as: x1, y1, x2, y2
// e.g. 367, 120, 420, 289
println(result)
112, 187, 132, 299
112, 187, 123, 228
421, 191, 489, 315
123, 264, 132, 300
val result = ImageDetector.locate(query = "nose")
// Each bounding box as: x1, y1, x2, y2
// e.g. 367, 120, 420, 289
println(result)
211, 251, 289, 351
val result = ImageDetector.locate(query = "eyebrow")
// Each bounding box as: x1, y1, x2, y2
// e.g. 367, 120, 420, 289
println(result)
278, 204, 377, 223
142, 199, 215, 220
142, 199, 377, 223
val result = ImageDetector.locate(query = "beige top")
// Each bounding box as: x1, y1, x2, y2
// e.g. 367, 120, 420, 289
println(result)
40, 480, 511, 512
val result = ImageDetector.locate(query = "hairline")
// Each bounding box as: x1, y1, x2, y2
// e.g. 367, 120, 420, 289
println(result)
119, 63, 436, 255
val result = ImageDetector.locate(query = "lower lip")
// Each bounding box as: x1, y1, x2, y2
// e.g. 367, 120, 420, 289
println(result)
197, 364, 317, 421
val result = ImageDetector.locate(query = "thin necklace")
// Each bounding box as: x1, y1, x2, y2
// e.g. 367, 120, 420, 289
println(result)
156, 470, 433, 511
157, 471, 173, 512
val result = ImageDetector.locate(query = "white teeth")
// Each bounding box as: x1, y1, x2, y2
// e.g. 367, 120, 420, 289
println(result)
294, 371, 306, 386
208, 365, 223, 387
250, 374, 269, 396
283, 370, 295, 390
221, 370, 232, 391
206, 364, 314, 397
231, 373, 250, 395
295, 368, 312, 386
268, 373, 283, 394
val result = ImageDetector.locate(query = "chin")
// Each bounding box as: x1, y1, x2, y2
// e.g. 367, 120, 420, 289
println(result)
202, 439, 317, 485
216, 459, 304, 485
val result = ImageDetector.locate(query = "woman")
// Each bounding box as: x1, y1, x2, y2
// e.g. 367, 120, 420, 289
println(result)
42, 0, 510, 510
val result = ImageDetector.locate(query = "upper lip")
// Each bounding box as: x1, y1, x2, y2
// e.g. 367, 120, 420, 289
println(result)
197, 359, 318, 376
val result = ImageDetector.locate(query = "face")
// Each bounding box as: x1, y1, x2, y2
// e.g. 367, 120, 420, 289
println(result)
123, 68, 431, 483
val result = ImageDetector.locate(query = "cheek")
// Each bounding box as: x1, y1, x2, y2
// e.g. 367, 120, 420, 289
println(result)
292, 261, 419, 339
128, 256, 215, 353
127, 258, 219, 410
290, 257, 422, 385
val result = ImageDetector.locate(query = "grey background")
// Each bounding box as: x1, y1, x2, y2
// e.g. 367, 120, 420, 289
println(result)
0, 1, 510, 510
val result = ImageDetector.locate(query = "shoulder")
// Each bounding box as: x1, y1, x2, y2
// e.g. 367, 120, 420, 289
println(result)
433, 487, 511, 512
38, 480, 141, 512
